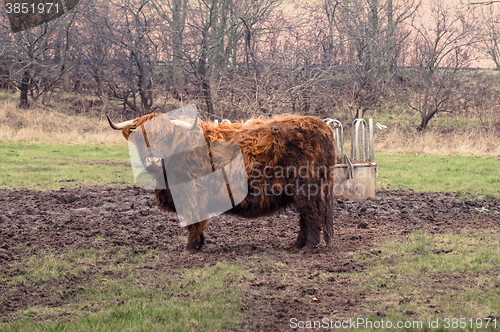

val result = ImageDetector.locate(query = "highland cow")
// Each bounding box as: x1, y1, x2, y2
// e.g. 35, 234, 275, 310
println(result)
108, 112, 337, 251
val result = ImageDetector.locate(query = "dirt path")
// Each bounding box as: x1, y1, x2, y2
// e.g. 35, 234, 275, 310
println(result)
1, 186, 499, 330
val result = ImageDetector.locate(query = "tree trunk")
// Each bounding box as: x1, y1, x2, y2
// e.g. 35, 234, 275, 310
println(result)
93, 71, 103, 97
19, 71, 30, 108
171, 0, 186, 96
366, 0, 379, 73
63, 71, 71, 93
199, 55, 213, 114
386, 0, 394, 73
209, 0, 223, 105
137, 71, 152, 113
417, 114, 432, 131
202, 78, 213, 114
199, 28, 213, 114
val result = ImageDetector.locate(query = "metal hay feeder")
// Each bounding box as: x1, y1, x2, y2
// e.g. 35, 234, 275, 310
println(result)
324, 118, 378, 200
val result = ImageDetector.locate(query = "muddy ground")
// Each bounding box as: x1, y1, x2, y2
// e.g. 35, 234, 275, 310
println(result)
1, 186, 500, 330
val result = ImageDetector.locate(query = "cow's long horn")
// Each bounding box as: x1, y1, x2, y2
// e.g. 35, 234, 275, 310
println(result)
172, 114, 198, 130
106, 115, 136, 130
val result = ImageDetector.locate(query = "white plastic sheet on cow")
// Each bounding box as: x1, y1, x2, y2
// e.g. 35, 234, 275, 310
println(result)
127, 105, 248, 226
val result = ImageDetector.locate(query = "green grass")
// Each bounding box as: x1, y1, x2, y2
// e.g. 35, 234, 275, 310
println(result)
0, 141, 133, 190
348, 230, 500, 331
0, 247, 253, 332
1, 141, 499, 330
2, 141, 499, 199
376, 153, 500, 199
0, 92, 18, 103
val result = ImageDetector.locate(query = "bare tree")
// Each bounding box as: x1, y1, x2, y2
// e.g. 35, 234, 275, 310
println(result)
101, 0, 163, 114
403, 0, 478, 131
473, 1, 500, 70
151, 0, 188, 99
318, 0, 418, 118
152, 0, 281, 114
0, 17, 14, 92
77, 0, 114, 97
3, 16, 77, 107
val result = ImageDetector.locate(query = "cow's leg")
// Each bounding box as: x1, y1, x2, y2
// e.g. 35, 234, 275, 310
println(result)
322, 185, 334, 246
186, 219, 209, 251
304, 210, 322, 249
295, 197, 322, 249
293, 214, 308, 249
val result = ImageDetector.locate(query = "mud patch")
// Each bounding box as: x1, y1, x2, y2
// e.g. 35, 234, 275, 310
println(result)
0, 187, 499, 330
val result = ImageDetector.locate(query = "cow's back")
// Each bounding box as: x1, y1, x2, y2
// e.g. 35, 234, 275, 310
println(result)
203, 115, 336, 218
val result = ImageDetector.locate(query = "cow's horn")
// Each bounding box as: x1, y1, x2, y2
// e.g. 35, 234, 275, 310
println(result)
106, 115, 136, 130
172, 114, 198, 130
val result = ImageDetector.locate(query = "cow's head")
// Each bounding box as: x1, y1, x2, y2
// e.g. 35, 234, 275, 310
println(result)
107, 113, 200, 178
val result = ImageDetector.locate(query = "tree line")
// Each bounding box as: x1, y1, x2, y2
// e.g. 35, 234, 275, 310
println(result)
1, 0, 500, 130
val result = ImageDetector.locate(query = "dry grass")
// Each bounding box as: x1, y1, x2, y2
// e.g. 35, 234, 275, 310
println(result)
376, 124, 500, 156
0, 99, 125, 145
1, 94, 499, 156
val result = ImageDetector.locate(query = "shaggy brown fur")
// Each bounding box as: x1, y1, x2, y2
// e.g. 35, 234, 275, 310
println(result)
111, 113, 337, 251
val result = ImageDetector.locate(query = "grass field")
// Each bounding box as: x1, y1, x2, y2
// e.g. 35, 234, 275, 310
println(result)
1, 112, 499, 330
2, 141, 499, 198
0, 252, 251, 332
2, 229, 499, 331
376, 153, 500, 199
0, 141, 132, 190
348, 229, 500, 331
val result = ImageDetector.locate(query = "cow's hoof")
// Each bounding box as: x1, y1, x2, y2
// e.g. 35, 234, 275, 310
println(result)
186, 242, 203, 252
288, 240, 307, 252
303, 243, 320, 253
288, 245, 302, 253
292, 239, 307, 250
